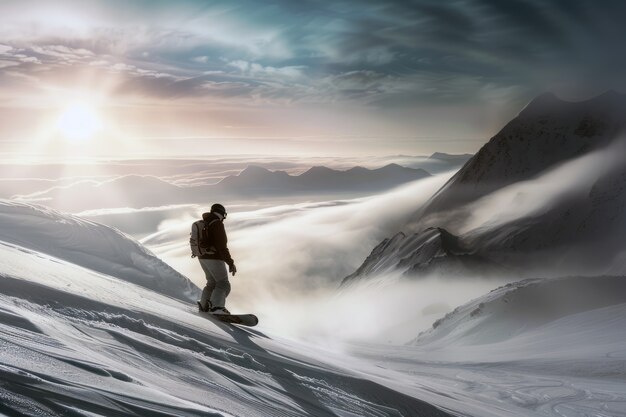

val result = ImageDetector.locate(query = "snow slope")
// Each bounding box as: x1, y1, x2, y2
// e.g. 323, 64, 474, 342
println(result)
0, 202, 453, 416
415, 275, 626, 352
1, 201, 625, 416
407, 276, 626, 416
0, 200, 199, 302
344, 276, 626, 417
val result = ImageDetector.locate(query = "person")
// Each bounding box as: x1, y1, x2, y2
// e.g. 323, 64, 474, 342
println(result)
190, 203, 237, 315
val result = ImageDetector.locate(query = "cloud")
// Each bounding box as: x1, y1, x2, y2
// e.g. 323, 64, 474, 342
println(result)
276, 274, 502, 344
438, 137, 626, 236
329, 70, 387, 90
31, 44, 94, 60
127, 169, 508, 344
0, 44, 41, 67
0, 156, 490, 344
0, 0, 625, 156
0, 178, 65, 199
227, 59, 305, 79
1, 0, 624, 109
402, 136, 626, 277
0, 60, 19, 69
141, 173, 457, 340
77, 204, 199, 238
192, 55, 208, 63
144, 175, 453, 286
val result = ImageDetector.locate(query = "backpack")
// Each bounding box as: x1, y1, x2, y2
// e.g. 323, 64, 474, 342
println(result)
198, 213, 219, 250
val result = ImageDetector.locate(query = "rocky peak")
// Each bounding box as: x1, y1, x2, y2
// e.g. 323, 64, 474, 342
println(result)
423, 91, 626, 214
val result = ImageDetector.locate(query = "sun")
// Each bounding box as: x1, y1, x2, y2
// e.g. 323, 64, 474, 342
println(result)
56, 103, 103, 142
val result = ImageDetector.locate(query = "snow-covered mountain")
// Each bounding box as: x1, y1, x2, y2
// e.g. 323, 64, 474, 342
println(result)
0, 200, 199, 302
345, 92, 626, 283
415, 275, 626, 349
2, 180, 625, 416
297, 163, 430, 191
342, 228, 507, 285
0, 200, 457, 416
362, 275, 626, 416
13, 164, 430, 212
425, 91, 626, 213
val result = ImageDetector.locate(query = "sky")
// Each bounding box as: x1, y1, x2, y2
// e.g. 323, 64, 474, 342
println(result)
0, 0, 625, 158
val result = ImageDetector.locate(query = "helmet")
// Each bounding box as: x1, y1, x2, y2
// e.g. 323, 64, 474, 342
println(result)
210, 203, 227, 217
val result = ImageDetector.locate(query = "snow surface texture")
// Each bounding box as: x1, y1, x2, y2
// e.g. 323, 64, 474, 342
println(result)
335, 276, 626, 417
0, 200, 199, 302
1, 201, 625, 416
0, 201, 453, 416
397, 275, 626, 416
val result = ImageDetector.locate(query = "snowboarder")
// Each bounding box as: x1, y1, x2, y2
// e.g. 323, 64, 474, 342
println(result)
190, 203, 237, 315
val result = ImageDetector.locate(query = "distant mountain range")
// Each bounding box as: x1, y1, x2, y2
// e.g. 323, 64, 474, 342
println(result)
344, 91, 626, 284
0, 153, 470, 199
219, 163, 430, 194
13, 163, 431, 212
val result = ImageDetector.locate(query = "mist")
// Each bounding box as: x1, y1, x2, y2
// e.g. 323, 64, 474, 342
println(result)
457, 137, 626, 236
143, 173, 501, 343
135, 138, 626, 344
4, 154, 466, 217
259, 274, 502, 345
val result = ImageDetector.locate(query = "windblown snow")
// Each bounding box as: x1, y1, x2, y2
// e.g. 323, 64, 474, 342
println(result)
346, 92, 626, 283
1, 200, 626, 416
0, 200, 199, 302
0, 200, 451, 416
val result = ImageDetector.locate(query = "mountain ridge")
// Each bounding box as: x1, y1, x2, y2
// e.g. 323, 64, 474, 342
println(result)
423, 90, 626, 215
0, 199, 200, 301
14, 164, 431, 212
345, 92, 626, 283
414, 275, 626, 352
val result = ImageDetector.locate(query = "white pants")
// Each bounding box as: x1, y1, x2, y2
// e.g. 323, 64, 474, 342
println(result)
199, 259, 231, 309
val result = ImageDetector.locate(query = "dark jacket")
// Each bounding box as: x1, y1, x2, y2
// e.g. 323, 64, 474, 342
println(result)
189, 212, 235, 267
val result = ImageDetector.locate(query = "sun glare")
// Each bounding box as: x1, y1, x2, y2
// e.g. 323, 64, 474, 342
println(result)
56, 103, 103, 141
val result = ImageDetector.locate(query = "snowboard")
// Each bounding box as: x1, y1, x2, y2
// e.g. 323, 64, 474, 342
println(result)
197, 302, 259, 327
211, 313, 258, 327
